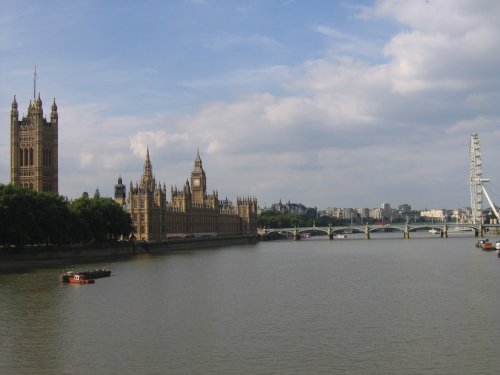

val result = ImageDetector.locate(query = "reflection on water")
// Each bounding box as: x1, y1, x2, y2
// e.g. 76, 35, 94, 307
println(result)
1, 236, 500, 374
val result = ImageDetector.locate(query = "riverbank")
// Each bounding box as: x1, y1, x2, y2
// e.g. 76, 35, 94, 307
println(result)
0, 235, 259, 273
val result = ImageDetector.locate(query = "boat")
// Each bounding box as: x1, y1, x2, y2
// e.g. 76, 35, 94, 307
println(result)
495, 241, 500, 250
476, 239, 495, 251
335, 234, 347, 239
68, 273, 95, 284
429, 229, 439, 234
60, 269, 111, 283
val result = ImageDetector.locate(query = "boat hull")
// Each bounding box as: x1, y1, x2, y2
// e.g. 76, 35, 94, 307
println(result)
60, 269, 111, 283
68, 277, 95, 284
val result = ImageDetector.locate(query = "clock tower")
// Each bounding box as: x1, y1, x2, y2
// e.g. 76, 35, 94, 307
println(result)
191, 150, 206, 204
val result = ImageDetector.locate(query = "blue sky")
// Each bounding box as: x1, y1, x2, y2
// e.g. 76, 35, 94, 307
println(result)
2, 0, 500, 210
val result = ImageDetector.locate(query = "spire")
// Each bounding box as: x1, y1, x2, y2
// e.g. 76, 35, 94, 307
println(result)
144, 147, 152, 177
33, 66, 37, 100
193, 148, 203, 172
51, 97, 58, 121
11, 95, 18, 118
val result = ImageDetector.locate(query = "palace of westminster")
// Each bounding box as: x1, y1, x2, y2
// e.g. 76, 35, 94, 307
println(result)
8, 89, 258, 241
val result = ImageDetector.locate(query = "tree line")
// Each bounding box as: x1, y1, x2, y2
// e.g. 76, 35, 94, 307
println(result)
0, 184, 133, 248
258, 211, 335, 229
257, 211, 415, 229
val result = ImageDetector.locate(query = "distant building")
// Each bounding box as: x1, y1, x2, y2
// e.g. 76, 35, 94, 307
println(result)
10, 94, 58, 192
267, 200, 317, 217
398, 204, 412, 214
420, 209, 448, 222
356, 208, 370, 220
116, 150, 258, 242
450, 208, 469, 223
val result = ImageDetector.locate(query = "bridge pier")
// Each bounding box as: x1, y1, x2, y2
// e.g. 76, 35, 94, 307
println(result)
404, 232, 409, 239
404, 225, 410, 239
293, 227, 300, 240
327, 224, 334, 240
365, 225, 370, 240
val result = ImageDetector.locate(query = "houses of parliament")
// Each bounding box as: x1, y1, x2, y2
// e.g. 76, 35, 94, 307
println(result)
114, 149, 258, 241
9, 84, 257, 241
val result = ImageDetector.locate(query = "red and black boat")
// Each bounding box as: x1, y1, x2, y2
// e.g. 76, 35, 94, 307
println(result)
59, 269, 111, 283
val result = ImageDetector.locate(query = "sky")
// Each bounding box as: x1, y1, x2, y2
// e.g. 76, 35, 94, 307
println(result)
2, 0, 500, 211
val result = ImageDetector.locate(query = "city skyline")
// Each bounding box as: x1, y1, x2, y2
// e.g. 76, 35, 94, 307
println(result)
2, 0, 500, 210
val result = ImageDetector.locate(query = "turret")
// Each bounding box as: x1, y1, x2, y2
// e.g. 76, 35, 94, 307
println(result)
114, 176, 126, 206
51, 98, 58, 122
11, 95, 18, 120
32, 93, 43, 115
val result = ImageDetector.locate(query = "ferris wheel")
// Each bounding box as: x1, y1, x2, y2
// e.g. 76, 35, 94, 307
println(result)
470, 133, 483, 223
469, 133, 500, 223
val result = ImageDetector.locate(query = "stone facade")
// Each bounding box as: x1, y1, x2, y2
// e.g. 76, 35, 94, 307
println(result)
10, 94, 58, 193
115, 149, 258, 241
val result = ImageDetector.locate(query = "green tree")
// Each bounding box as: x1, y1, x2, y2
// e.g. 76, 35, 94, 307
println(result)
69, 195, 132, 242
0, 185, 76, 247
0, 184, 132, 248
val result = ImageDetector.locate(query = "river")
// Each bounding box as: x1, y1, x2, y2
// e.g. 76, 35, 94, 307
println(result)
1, 233, 500, 374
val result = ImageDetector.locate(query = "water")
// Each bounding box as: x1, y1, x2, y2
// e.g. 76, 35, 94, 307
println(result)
1, 234, 500, 374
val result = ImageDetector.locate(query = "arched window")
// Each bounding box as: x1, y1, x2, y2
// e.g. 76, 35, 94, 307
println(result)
19, 148, 23, 166
29, 148, 34, 166
24, 148, 28, 167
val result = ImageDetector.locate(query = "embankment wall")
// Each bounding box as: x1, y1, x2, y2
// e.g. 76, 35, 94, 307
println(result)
0, 236, 259, 272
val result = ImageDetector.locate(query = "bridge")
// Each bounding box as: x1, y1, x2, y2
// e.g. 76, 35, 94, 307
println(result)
259, 223, 500, 240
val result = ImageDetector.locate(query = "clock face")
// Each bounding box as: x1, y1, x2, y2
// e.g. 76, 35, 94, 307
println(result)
193, 178, 200, 186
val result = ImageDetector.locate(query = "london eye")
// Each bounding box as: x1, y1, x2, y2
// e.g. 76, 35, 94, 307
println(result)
469, 133, 500, 224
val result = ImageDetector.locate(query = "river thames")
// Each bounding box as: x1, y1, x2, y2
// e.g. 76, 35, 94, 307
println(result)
1, 233, 500, 374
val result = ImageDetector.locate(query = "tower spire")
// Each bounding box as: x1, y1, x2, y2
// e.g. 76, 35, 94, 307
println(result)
33, 66, 37, 100
144, 147, 153, 177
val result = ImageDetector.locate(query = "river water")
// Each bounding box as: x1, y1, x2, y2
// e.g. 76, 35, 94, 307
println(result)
1, 233, 500, 374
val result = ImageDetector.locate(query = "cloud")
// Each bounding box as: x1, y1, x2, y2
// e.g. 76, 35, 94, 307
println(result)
159, 0, 500, 208
372, 0, 500, 94
129, 131, 190, 158
3, 0, 500, 209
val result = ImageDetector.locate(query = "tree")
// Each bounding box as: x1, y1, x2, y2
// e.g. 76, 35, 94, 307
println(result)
0, 184, 133, 248
69, 195, 132, 242
0, 185, 76, 247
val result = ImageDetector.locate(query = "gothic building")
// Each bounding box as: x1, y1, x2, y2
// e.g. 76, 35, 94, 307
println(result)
115, 149, 258, 241
10, 94, 58, 193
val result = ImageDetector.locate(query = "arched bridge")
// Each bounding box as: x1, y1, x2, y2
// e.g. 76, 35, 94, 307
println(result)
259, 223, 500, 240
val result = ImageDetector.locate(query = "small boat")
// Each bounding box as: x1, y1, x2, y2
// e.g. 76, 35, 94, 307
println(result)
68, 273, 95, 284
479, 240, 495, 251
429, 229, 439, 234
60, 269, 111, 283
495, 241, 500, 250
335, 234, 347, 239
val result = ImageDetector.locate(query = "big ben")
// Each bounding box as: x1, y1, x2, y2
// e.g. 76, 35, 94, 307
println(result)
191, 150, 206, 204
